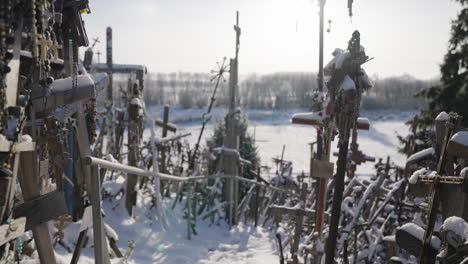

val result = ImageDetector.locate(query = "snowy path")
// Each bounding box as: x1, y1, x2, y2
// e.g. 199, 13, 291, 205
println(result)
54, 195, 279, 264
198, 225, 279, 264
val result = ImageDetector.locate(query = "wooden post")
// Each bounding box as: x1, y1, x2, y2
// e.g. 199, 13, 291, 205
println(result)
18, 152, 56, 264
154, 105, 177, 176
106, 27, 113, 107
325, 130, 351, 264
106, 27, 115, 157
160, 105, 169, 173
70, 230, 88, 264
291, 183, 308, 264
276, 233, 285, 264
126, 116, 139, 217
75, 108, 110, 263
254, 168, 260, 227
75, 110, 93, 197
187, 181, 192, 240
125, 89, 146, 216
90, 165, 111, 264
125, 120, 138, 217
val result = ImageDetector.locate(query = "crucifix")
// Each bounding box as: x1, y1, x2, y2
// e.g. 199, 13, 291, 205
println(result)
36, 36, 53, 61
96, 50, 102, 64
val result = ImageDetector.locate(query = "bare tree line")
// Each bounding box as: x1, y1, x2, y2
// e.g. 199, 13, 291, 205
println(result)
142, 72, 436, 110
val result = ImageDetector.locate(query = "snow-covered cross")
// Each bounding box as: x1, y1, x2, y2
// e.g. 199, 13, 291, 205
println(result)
154, 105, 177, 173
267, 183, 311, 264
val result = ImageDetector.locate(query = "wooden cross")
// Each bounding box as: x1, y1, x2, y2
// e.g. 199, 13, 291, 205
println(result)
272, 145, 288, 173
405, 115, 419, 156
291, 111, 332, 264
154, 105, 177, 174
268, 183, 310, 264
36, 36, 62, 61
18, 151, 58, 263
154, 105, 177, 136
419, 113, 460, 263
223, 11, 242, 227
296, 172, 308, 184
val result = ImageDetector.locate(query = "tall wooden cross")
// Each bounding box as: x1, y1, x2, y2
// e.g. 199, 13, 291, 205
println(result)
154, 105, 177, 173
224, 11, 241, 227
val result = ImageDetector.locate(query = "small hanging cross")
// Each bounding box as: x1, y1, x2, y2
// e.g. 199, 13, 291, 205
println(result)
348, 0, 354, 18
96, 50, 102, 64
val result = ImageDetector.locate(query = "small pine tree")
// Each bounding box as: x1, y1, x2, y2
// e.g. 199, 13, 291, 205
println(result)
400, 1, 467, 153
209, 114, 260, 179
207, 114, 260, 208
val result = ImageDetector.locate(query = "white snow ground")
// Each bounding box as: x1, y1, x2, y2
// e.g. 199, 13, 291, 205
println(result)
53, 191, 279, 264
148, 106, 415, 176
49, 107, 414, 264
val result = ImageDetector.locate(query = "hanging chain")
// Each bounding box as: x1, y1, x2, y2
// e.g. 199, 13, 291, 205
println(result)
70, 39, 77, 90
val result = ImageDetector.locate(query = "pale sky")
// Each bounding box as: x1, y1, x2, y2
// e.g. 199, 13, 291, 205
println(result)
81, 0, 461, 79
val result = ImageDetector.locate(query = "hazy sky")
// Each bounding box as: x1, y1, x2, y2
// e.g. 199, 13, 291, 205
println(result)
81, 0, 461, 79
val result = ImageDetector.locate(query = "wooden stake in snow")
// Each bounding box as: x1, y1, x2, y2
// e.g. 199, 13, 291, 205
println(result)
106, 27, 115, 156
150, 122, 169, 229
125, 82, 145, 216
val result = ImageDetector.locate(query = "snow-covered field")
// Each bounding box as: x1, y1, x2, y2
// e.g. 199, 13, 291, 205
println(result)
51, 107, 415, 264
147, 106, 416, 176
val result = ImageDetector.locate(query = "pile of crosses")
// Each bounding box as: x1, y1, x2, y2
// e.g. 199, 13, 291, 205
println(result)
0, 1, 124, 263
266, 156, 405, 264
0, 2, 170, 263
253, 31, 410, 264
392, 111, 468, 264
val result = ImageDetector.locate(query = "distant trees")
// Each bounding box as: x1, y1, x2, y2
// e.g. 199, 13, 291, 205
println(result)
143, 72, 225, 108
416, 0, 468, 128
362, 74, 436, 110
143, 71, 435, 110
240, 73, 315, 109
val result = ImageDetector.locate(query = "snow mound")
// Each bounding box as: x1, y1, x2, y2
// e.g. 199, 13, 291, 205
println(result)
20, 135, 32, 142
451, 131, 468, 147
461, 167, 468, 178
398, 223, 441, 249
339, 75, 356, 91
131, 98, 143, 107
407, 147, 435, 165
436, 111, 449, 121
442, 216, 468, 240
409, 168, 432, 184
